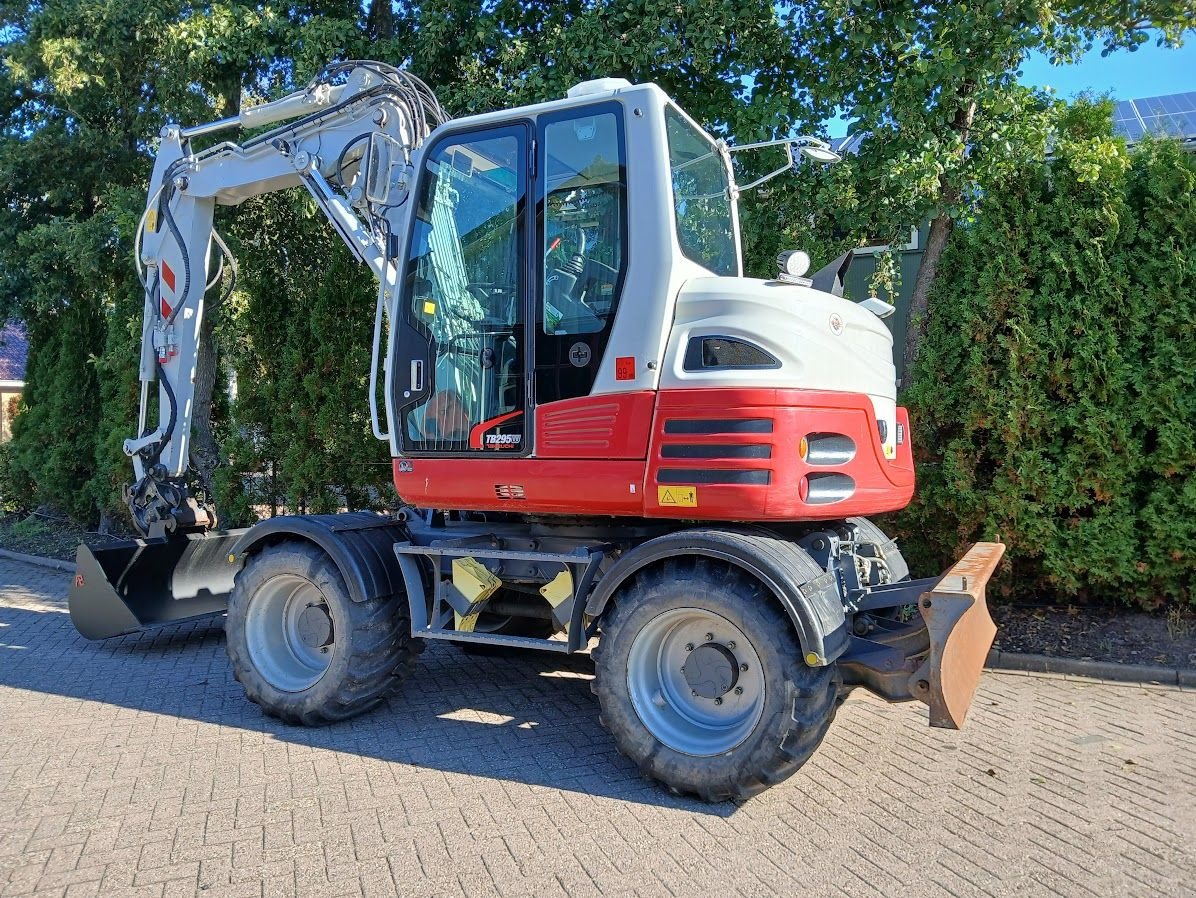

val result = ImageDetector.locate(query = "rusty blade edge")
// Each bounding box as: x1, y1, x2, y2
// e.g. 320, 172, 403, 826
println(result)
913, 541, 1005, 729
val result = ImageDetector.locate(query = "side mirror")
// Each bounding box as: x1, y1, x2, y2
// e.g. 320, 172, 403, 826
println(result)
364, 132, 407, 205
799, 145, 842, 164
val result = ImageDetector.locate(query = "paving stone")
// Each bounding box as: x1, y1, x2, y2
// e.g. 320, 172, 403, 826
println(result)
1, 556, 1193, 898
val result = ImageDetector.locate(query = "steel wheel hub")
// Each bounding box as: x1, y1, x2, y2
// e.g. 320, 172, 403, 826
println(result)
245, 575, 335, 692
682, 642, 740, 699
626, 607, 765, 757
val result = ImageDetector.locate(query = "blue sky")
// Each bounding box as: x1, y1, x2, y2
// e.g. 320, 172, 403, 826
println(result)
1019, 39, 1196, 100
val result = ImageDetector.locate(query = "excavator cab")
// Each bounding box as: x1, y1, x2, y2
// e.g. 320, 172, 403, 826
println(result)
389, 96, 640, 458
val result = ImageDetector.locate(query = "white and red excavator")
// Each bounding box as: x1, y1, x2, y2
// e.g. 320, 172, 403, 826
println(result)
69, 61, 1003, 801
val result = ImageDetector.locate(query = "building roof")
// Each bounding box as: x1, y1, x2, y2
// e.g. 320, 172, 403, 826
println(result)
0, 322, 28, 383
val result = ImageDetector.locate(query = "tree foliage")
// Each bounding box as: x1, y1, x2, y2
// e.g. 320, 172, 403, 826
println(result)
785, 0, 1195, 377
895, 102, 1196, 608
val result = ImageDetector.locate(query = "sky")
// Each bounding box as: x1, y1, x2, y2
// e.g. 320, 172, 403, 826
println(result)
1019, 39, 1196, 100
823, 37, 1196, 137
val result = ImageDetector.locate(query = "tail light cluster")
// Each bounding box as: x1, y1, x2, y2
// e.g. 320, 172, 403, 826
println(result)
799, 432, 856, 505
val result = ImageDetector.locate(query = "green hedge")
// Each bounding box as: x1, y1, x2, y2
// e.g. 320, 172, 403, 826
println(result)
894, 104, 1196, 609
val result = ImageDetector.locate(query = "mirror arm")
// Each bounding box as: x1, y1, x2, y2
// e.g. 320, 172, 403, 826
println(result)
723, 135, 842, 197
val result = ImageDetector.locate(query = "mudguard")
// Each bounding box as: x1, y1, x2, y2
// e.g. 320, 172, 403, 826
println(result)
230, 512, 410, 605
584, 527, 850, 666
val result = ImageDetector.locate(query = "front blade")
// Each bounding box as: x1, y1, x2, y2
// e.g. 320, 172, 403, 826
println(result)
909, 541, 1005, 729
69, 530, 245, 640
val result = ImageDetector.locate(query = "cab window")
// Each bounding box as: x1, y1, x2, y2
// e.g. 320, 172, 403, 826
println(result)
401, 126, 527, 452
536, 105, 628, 405
541, 111, 626, 335
665, 107, 737, 276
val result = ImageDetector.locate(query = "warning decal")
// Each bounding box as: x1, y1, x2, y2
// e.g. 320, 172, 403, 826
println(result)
657, 485, 698, 508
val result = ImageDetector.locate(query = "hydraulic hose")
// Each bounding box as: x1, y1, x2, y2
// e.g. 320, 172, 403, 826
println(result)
147, 356, 178, 466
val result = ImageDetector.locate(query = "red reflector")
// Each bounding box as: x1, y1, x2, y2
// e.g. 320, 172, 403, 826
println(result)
161, 261, 176, 293
798, 476, 809, 502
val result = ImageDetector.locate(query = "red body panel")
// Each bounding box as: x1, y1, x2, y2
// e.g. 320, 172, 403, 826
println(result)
392, 388, 915, 521
643, 388, 914, 521
535, 392, 655, 458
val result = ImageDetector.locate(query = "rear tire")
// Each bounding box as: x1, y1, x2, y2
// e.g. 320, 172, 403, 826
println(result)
225, 542, 419, 725
592, 558, 840, 802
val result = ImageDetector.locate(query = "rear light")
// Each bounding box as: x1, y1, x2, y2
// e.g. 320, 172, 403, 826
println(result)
803, 433, 855, 465
798, 475, 809, 502
798, 436, 808, 461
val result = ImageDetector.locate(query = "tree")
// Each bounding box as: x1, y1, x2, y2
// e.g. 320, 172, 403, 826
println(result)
0, 0, 394, 525
895, 100, 1196, 608
786, 0, 1196, 383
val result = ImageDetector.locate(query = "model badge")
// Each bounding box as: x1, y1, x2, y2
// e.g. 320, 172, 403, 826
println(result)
485, 433, 522, 449
829, 313, 844, 336
398, 460, 414, 473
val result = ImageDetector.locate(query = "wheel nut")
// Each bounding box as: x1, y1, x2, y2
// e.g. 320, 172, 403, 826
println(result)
740, 663, 749, 672
714, 697, 723, 705
734, 686, 743, 695
705, 633, 714, 642
728, 641, 736, 649
685, 643, 694, 652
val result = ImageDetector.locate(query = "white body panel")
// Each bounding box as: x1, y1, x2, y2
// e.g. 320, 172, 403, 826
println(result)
660, 277, 898, 458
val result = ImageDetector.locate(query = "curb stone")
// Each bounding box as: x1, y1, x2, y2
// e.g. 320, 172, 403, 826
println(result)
0, 546, 1192, 688
986, 648, 1194, 687
0, 548, 74, 573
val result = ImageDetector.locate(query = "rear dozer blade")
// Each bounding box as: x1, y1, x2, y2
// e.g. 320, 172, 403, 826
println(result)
909, 541, 1005, 729
69, 530, 246, 640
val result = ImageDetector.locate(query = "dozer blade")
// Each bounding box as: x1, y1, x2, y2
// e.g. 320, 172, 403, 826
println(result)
69, 530, 246, 640
909, 541, 1005, 729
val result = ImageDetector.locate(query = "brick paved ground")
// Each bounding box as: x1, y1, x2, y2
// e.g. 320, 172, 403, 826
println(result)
1, 556, 1193, 898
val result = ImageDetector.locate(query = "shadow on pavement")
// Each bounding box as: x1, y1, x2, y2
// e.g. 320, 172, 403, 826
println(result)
0, 595, 736, 816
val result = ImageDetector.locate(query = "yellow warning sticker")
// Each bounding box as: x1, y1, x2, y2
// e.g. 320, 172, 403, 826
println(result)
657, 485, 698, 508
423, 300, 436, 316
145, 209, 158, 234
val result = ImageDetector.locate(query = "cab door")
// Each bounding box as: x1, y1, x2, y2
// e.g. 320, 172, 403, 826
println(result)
394, 123, 532, 456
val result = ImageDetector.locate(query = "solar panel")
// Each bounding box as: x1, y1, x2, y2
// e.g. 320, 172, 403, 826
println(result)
1113, 92, 1196, 144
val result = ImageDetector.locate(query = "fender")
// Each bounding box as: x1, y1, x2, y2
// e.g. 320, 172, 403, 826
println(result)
584, 528, 850, 666
233, 512, 410, 605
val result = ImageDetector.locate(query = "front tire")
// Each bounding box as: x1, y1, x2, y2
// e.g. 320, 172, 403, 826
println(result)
592, 558, 839, 802
225, 542, 419, 725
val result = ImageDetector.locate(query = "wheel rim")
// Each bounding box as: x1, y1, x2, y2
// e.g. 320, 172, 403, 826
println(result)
244, 575, 335, 692
626, 607, 766, 757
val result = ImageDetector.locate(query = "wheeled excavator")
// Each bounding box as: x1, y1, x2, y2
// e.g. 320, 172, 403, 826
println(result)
69, 61, 1004, 801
